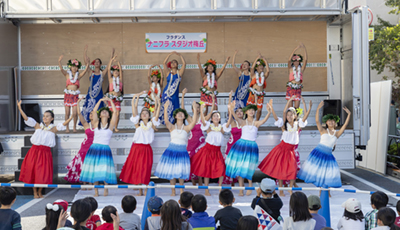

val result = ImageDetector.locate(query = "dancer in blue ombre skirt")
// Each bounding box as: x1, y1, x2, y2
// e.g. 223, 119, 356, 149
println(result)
155, 101, 199, 196
297, 101, 352, 188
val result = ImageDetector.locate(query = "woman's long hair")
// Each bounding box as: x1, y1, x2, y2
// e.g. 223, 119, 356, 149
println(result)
70, 199, 92, 230
45, 204, 62, 230
160, 200, 188, 230
377, 207, 400, 230
289, 192, 313, 222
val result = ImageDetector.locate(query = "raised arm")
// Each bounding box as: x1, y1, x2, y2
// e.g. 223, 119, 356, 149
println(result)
108, 98, 118, 130
255, 100, 272, 127
301, 42, 308, 73
262, 56, 270, 80
197, 53, 204, 79
92, 98, 106, 124
163, 100, 173, 130
228, 101, 245, 127
79, 56, 91, 79
301, 98, 312, 122
103, 48, 115, 78
186, 101, 199, 131
288, 44, 301, 69
162, 52, 174, 76
158, 64, 164, 89
147, 64, 156, 86
107, 55, 117, 83
17, 100, 40, 129
270, 101, 279, 121
283, 96, 295, 123
153, 96, 161, 122
251, 54, 260, 76
131, 91, 145, 117
315, 101, 324, 134
216, 56, 230, 80
62, 116, 73, 127
200, 103, 207, 126
77, 97, 89, 129
118, 61, 123, 81
58, 55, 68, 77
336, 107, 351, 137
181, 88, 193, 121
225, 107, 233, 129
232, 50, 240, 74
177, 52, 186, 76
205, 94, 216, 120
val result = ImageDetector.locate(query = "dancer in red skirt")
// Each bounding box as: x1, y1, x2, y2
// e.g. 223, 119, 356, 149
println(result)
17, 100, 72, 198
258, 95, 311, 196
58, 45, 90, 133
197, 53, 230, 115
286, 42, 308, 108
191, 103, 232, 196
119, 91, 161, 196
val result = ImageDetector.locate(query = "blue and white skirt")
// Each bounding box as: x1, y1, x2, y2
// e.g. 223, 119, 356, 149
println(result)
154, 143, 190, 180
80, 143, 117, 184
297, 143, 342, 188
225, 139, 259, 180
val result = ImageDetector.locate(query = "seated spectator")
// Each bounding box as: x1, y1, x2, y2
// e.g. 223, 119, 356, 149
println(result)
337, 198, 364, 230
187, 194, 216, 230
144, 196, 163, 230
0, 187, 21, 230
84, 197, 101, 230
308, 195, 326, 230
161, 200, 193, 230
251, 178, 283, 223
282, 192, 316, 230
179, 191, 194, 219
119, 195, 141, 230
236, 216, 259, 230
97, 206, 123, 230
214, 189, 242, 230
372, 207, 400, 230
365, 191, 389, 230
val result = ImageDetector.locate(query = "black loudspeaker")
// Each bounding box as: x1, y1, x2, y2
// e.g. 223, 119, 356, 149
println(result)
20, 103, 40, 130
323, 100, 342, 126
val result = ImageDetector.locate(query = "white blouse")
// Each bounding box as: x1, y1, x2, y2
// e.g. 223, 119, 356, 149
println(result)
275, 117, 307, 145
25, 117, 66, 148
282, 217, 316, 230
201, 121, 231, 146
131, 115, 160, 144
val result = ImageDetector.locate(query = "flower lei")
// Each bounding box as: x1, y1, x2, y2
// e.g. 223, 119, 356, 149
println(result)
112, 76, 120, 93
255, 71, 265, 87
206, 72, 216, 88
40, 123, 54, 131
151, 82, 161, 100
286, 81, 303, 89
292, 65, 302, 82
140, 120, 152, 131
67, 70, 79, 84
287, 121, 298, 132
210, 123, 222, 132
291, 54, 303, 63
166, 71, 180, 97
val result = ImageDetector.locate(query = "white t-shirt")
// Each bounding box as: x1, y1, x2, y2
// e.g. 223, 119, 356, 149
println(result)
282, 216, 316, 230
337, 216, 365, 230
371, 226, 390, 230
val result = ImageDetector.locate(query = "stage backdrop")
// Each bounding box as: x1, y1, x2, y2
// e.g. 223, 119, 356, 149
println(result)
20, 21, 327, 96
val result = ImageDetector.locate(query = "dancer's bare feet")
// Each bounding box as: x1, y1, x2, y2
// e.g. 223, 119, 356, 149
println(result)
288, 190, 293, 196
246, 190, 253, 196
104, 189, 108, 196
279, 190, 285, 197
94, 189, 99, 197
66, 128, 70, 133
171, 189, 176, 197
115, 128, 119, 132
205, 190, 211, 196
39, 193, 44, 198
73, 128, 77, 133
180, 188, 184, 194
138, 189, 144, 196
238, 190, 244, 196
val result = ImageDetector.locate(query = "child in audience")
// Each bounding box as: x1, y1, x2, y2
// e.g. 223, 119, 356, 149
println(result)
308, 195, 326, 230
84, 197, 102, 230
283, 192, 316, 230
372, 207, 400, 230
236, 216, 259, 230
187, 194, 216, 230
144, 196, 164, 230
97, 206, 123, 230
395, 200, 400, 227
53, 199, 72, 227
43, 203, 63, 230
179, 191, 194, 218
365, 191, 389, 230
214, 189, 242, 230
337, 198, 364, 230
161, 200, 193, 230
119, 195, 141, 230
251, 178, 283, 223
57, 199, 92, 230
0, 187, 21, 230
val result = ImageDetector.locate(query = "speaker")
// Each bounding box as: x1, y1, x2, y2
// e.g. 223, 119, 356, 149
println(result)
20, 103, 40, 130
323, 100, 342, 126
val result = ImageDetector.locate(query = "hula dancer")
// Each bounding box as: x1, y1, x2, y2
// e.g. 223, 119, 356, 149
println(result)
297, 101, 351, 188
159, 51, 186, 125
79, 97, 119, 197
181, 88, 215, 186
17, 101, 72, 198
258, 96, 311, 196
286, 43, 308, 108
58, 46, 90, 132
144, 65, 163, 110
197, 53, 230, 114
105, 54, 123, 132
231, 50, 251, 110
191, 103, 232, 196
225, 100, 273, 196
246, 54, 269, 121
64, 97, 95, 184
119, 91, 161, 196
154, 100, 199, 196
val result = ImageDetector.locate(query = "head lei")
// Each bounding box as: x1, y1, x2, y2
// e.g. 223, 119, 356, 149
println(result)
110, 65, 120, 72
254, 59, 266, 70
167, 60, 179, 69
287, 107, 297, 116
151, 70, 161, 79
242, 104, 257, 119
67, 59, 82, 69
97, 107, 112, 119
173, 108, 189, 120
322, 114, 340, 123
204, 59, 217, 70
296, 107, 304, 119
291, 54, 303, 63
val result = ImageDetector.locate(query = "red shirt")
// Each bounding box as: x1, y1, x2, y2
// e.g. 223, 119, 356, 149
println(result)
97, 223, 124, 230
86, 215, 101, 230
395, 216, 400, 227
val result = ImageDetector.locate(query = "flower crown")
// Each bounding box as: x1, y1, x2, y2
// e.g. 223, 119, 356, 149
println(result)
111, 65, 120, 71
291, 54, 303, 63
97, 107, 112, 119
322, 114, 340, 123
204, 59, 217, 70
67, 59, 81, 69
151, 70, 161, 79
254, 59, 266, 70
173, 108, 189, 120
242, 104, 257, 119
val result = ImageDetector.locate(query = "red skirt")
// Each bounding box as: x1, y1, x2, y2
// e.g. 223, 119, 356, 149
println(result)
19, 145, 53, 184
119, 143, 153, 185
64, 93, 79, 107
108, 99, 121, 112
258, 141, 297, 180
285, 87, 301, 101
191, 143, 225, 179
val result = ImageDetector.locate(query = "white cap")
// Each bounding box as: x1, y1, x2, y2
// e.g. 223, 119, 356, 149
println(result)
342, 198, 361, 213
260, 178, 276, 194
